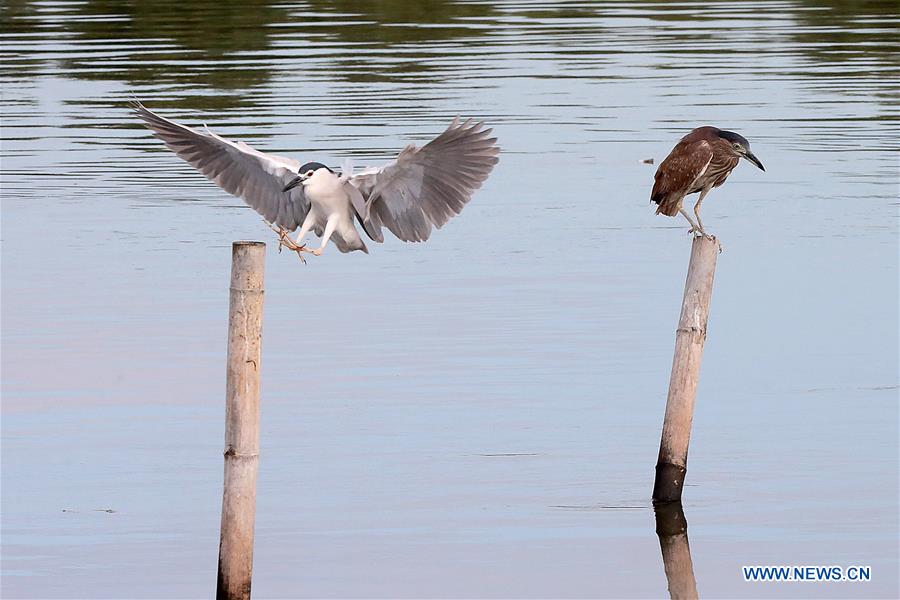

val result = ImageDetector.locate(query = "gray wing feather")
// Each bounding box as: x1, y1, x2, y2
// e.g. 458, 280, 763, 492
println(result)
343, 180, 383, 243
130, 100, 309, 230
349, 118, 499, 242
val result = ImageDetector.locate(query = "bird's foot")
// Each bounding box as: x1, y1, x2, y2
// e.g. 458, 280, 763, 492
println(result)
703, 232, 722, 252
688, 227, 716, 242
311, 247, 324, 257
265, 221, 312, 263
692, 228, 724, 252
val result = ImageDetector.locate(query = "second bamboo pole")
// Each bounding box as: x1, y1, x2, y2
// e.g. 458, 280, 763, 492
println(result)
653, 236, 719, 503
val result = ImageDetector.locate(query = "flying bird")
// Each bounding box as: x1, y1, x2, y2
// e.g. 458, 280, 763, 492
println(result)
130, 101, 499, 258
651, 126, 764, 238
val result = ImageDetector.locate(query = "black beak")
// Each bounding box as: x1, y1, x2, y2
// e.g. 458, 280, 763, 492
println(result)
283, 175, 304, 192
744, 150, 765, 172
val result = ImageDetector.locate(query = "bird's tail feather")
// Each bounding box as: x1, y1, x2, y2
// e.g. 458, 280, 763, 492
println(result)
653, 193, 681, 217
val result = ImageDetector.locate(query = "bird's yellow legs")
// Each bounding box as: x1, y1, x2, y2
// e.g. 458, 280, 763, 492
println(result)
313, 214, 339, 257
693, 188, 712, 239
265, 221, 312, 263
678, 189, 715, 240
295, 212, 315, 246
678, 207, 702, 235
263, 213, 340, 262
265, 213, 339, 260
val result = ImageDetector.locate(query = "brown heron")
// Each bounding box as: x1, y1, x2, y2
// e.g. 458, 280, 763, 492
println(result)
651, 126, 764, 238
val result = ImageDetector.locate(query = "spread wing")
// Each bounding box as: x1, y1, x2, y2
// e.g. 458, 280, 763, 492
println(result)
130, 100, 310, 230
348, 118, 499, 243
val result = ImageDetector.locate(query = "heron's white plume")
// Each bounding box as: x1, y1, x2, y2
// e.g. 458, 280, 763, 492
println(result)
338, 158, 354, 183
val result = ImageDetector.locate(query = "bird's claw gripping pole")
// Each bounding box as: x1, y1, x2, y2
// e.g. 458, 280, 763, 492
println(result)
686, 228, 722, 252
697, 233, 724, 253
263, 220, 313, 263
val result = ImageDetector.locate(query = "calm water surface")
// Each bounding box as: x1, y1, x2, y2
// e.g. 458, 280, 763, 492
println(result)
2, 1, 898, 598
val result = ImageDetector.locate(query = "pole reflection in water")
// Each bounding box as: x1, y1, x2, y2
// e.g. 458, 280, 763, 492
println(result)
654, 501, 699, 600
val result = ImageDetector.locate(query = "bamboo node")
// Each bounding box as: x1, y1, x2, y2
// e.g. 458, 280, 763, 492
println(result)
223, 446, 260, 458
675, 326, 705, 334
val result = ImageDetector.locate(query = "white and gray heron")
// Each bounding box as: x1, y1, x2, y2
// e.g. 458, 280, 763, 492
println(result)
130, 101, 499, 258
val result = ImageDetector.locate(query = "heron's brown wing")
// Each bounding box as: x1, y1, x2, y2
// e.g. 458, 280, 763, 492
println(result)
651, 139, 714, 216
348, 118, 499, 243
130, 100, 310, 230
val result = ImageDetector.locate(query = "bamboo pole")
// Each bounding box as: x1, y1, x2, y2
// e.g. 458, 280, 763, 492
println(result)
217, 241, 266, 600
653, 236, 719, 503
654, 501, 699, 600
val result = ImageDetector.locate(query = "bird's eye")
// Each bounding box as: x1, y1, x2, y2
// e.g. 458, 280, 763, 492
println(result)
306, 170, 314, 177
733, 143, 741, 149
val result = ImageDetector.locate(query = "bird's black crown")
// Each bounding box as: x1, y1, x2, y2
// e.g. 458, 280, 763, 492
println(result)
299, 161, 333, 173
717, 129, 750, 147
